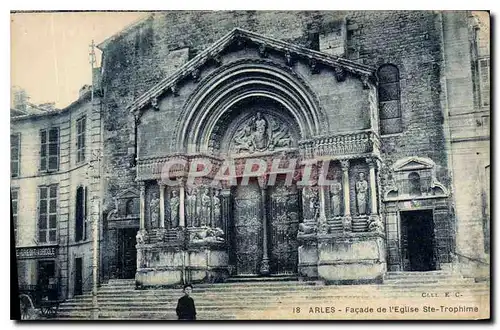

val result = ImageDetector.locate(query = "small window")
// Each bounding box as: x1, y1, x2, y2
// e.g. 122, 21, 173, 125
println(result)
408, 172, 422, 196
12, 189, 19, 244
38, 185, 58, 243
377, 64, 402, 135
11, 134, 20, 177
40, 127, 60, 172
76, 117, 86, 163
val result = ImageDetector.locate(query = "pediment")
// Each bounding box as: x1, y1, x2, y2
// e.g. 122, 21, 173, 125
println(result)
127, 28, 376, 114
392, 157, 435, 172
116, 187, 140, 199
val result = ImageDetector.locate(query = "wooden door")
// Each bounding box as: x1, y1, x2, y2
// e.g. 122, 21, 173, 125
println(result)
268, 181, 299, 275
233, 182, 262, 275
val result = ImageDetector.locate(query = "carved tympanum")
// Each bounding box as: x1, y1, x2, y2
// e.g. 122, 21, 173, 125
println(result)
231, 112, 292, 154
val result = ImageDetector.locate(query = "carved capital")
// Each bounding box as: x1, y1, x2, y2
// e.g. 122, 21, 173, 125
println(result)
139, 181, 146, 194
366, 157, 376, 168
340, 159, 350, 172
334, 66, 346, 82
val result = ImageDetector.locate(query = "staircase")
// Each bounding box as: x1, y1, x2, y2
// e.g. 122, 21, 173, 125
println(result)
55, 271, 489, 320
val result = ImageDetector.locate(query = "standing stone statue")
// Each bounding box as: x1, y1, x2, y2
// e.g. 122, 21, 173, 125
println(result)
170, 190, 180, 227
150, 194, 160, 228
212, 189, 221, 229
201, 187, 211, 226
330, 178, 342, 217
356, 172, 368, 215
310, 190, 320, 221
252, 112, 268, 151
186, 187, 197, 227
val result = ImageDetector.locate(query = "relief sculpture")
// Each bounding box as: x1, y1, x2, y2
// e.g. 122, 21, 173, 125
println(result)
200, 187, 212, 226
186, 187, 197, 227
330, 177, 342, 217
169, 190, 180, 227
232, 112, 292, 153
212, 189, 222, 228
356, 172, 368, 215
149, 194, 160, 228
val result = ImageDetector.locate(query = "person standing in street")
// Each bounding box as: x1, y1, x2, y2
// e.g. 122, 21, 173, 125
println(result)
176, 284, 197, 320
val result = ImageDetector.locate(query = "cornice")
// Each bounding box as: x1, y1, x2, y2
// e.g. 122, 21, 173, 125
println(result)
126, 27, 376, 114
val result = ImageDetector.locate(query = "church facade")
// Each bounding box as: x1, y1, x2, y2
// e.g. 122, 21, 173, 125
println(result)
96, 11, 489, 287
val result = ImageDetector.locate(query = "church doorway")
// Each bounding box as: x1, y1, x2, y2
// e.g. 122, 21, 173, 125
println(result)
117, 227, 138, 279
400, 210, 436, 271
231, 177, 299, 276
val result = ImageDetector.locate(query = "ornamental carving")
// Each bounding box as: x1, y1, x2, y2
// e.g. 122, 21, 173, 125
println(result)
231, 112, 292, 154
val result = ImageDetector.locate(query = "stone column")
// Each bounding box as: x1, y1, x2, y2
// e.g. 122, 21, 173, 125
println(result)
340, 160, 352, 232
258, 175, 270, 275
158, 181, 165, 228
139, 182, 146, 230
318, 162, 328, 233
340, 160, 351, 216
220, 189, 231, 241
179, 178, 186, 227
366, 158, 378, 215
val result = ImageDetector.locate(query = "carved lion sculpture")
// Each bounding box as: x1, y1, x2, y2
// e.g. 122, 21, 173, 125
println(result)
368, 216, 384, 232
192, 226, 225, 243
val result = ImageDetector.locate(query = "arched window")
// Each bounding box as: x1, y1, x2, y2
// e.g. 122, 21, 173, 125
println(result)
377, 64, 402, 135
408, 172, 421, 196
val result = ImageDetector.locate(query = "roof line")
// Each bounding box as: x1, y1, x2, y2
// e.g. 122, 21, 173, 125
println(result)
11, 90, 93, 122
127, 27, 376, 113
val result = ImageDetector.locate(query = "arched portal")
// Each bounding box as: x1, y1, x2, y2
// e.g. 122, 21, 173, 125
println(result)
171, 60, 326, 276
173, 59, 327, 154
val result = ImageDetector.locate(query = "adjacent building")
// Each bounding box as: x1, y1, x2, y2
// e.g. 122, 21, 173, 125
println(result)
12, 83, 103, 300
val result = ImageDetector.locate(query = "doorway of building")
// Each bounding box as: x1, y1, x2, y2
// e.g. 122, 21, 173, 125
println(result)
118, 228, 138, 279
400, 210, 436, 271
74, 257, 83, 295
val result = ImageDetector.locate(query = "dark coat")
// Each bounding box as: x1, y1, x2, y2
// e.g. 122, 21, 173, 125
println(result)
176, 295, 197, 320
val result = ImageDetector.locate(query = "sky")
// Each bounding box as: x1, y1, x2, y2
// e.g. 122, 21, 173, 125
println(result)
11, 12, 147, 108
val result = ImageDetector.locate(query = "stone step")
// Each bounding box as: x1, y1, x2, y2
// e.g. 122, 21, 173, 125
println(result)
94, 283, 488, 295
385, 271, 453, 276
59, 293, 490, 311
62, 289, 489, 309
225, 275, 299, 282
56, 311, 236, 320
